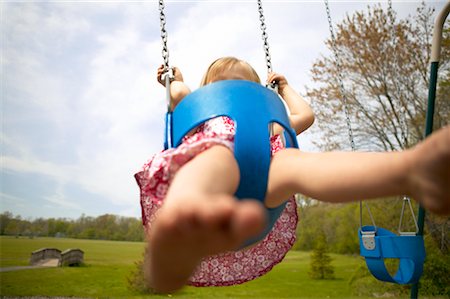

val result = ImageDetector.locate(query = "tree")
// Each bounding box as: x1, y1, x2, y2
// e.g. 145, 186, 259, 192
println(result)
420, 251, 450, 296
308, 233, 335, 280
307, 3, 449, 152
0, 211, 13, 235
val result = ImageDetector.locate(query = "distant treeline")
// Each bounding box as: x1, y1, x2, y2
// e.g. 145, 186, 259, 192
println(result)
1, 196, 448, 253
0, 212, 145, 242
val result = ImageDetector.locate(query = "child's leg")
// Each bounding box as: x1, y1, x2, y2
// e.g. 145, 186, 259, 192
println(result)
266, 150, 410, 205
145, 145, 266, 293
266, 126, 449, 215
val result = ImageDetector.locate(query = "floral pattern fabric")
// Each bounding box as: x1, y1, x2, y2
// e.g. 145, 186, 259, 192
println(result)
135, 116, 298, 286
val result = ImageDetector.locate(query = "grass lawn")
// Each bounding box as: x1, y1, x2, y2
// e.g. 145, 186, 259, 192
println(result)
0, 236, 420, 298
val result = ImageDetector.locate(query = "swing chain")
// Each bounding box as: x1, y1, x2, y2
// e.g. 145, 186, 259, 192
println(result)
257, 0, 278, 138
159, 0, 175, 111
324, 0, 356, 152
387, 0, 409, 149
257, 0, 274, 75
159, 0, 170, 71
398, 196, 420, 235
360, 201, 377, 231
360, 201, 377, 251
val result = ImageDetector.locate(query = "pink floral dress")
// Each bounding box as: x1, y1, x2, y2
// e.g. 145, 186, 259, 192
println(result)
135, 116, 298, 287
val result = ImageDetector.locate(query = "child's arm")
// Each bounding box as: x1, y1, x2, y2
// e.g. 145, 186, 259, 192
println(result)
157, 65, 191, 111
267, 73, 314, 135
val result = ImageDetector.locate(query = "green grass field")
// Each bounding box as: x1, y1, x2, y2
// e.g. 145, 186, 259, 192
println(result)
0, 236, 422, 298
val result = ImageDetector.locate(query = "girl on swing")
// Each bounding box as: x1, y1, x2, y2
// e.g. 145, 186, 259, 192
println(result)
135, 56, 450, 293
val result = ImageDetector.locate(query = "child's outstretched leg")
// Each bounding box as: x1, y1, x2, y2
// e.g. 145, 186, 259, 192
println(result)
266, 126, 450, 215
145, 146, 266, 293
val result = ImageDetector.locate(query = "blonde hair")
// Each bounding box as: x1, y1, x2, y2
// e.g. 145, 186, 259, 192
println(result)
200, 57, 261, 86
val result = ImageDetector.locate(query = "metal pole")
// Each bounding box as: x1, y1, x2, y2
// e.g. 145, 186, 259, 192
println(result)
410, 2, 450, 298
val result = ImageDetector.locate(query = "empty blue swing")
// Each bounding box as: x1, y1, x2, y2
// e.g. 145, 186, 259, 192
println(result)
165, 80, 299, 246
359, 226, 425, 284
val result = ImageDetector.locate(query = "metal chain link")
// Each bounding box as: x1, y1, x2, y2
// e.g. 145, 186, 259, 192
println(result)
324, 0, 356, 151
159, 0, 170, 71
158, 0, 174, 111
257, 0, 273, 75
257, 0, 278, 140
387, 0, 409, 149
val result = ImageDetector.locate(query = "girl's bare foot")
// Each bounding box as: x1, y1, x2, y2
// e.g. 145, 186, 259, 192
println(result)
145, 195, 266, 293
408, 126, 450, 215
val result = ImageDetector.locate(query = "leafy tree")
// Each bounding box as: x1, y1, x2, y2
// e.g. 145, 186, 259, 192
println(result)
307, 3, 449, 151
308, 232, 335, 280
296, 201, 361, 254
330, 203, 359, 254
0, 211, 13, 235
419, 251, 450, 296
295, 202, 327, 251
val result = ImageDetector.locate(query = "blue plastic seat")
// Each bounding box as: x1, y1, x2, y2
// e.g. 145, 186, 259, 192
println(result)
359, 225, 425, 284
165, 80, 299, 245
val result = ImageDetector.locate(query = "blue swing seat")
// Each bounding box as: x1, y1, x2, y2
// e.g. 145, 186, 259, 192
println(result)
359, 225, 425, 284
165, 80, 299, 246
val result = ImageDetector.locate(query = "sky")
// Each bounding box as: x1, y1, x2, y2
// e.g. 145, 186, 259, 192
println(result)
1, 0, 447, 220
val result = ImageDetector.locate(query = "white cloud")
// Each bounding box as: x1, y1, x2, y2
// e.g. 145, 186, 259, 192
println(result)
43, 183, 81, 211
0, 192, 27, 209
2, 134, 73, 182
3, 156, 68, 181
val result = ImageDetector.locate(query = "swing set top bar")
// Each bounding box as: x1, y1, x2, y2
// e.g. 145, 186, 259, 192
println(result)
431, 1, 450, 63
